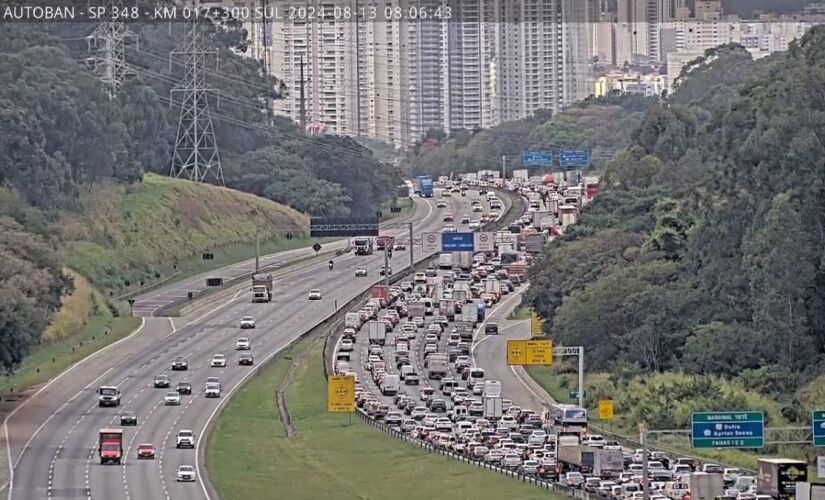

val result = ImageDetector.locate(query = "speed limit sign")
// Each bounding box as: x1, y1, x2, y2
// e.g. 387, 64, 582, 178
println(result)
422, 233, 441, 252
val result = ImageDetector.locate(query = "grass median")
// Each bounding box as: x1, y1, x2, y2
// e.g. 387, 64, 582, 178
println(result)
207, 336, 565, 500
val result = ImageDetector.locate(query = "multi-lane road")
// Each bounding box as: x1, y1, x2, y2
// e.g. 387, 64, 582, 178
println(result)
5, 191, 489, 500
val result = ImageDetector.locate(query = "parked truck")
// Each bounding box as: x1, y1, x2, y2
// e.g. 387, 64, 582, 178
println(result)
251, 273, 274, 303
354, 237, 374, 255
689, 472, 724, 500
367, 321, 386, 346
98, 428, 123, 465
427, 354, 448, 379
758, 458, 808, 500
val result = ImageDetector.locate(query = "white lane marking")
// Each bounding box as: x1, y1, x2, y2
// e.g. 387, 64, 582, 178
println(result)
4, 317, 146, 500
470, 286, 529, 366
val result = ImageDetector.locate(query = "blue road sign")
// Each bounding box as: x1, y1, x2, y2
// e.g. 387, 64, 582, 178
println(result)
522, 150, 553, 167
441, 233, 475, 252
813, 411, 825, 446
559, 150, 590, 167
691, 411, 764, 448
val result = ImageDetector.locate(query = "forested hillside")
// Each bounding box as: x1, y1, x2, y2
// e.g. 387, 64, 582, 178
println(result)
402, 94, 655, 178
527, 30, 825, 417
0, 20, 398, 373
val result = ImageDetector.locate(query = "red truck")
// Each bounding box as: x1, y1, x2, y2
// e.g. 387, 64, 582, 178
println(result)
375, 235, 395, 250
371, 285, 390, 307
99, 428, 123, 465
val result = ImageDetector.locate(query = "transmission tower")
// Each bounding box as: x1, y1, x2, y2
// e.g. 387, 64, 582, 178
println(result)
169, 17, 224, 185
86, 0, 136, 99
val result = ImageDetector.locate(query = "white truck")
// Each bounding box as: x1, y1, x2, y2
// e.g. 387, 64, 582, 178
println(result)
407, 300, 426, 319
381, 374, 400, 396
454, 251, 474, 271
97, 385, 121, 407
345, 312, 361, 330
367, 321, 386, 346
439, 299, 456, 320
427, 354, 449, 380
437, 253, 453, 269
460, 305, 478, 324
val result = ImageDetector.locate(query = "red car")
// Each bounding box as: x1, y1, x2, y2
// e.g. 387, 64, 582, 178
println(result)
137, 443, 155, 460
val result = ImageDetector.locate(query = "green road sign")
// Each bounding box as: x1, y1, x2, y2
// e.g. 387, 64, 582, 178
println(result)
813, 411, 825, 446
568, 390, 586, 400
691, 411, 764, 449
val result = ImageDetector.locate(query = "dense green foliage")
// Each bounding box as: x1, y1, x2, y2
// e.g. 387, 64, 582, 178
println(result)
402, 95, 654, 178
0, 23, 398, 217
527, 30, 825, 412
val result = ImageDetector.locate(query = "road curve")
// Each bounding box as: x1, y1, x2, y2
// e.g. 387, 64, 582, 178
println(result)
7, 193, 472, 500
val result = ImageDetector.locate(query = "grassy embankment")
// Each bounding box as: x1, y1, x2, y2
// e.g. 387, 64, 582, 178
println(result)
1, 175, 310, 395
0, 270, 139, 394
208, 336, 563, 500
59, 173, 311, 295
525, 365, 809, 470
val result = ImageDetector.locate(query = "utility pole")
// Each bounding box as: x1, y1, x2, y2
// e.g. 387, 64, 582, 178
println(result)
170, 16, 224, 185
383, 245, 390, 288
86, 0, 136, 99
261, 0, 272, 124
408, 222, 414, 272
255, 223, 260, 274
299, 54, 306, 130
501, 155, 507, 180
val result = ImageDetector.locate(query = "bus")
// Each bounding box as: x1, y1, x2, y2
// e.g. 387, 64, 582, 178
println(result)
548, 404, 588, 433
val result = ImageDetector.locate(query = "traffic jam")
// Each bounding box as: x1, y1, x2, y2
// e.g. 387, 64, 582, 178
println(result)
331, 174, 770, 500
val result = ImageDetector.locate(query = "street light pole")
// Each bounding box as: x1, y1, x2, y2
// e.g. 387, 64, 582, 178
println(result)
642, 426, 649, 500
578, 346, 585, 409
384, 244, 390, 288
501, 155, 507, 180
408, 222, 414, 272
255, 221, 260, 274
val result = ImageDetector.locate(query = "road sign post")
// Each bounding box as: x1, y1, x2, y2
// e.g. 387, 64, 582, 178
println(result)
506, 339, 552, 365
691, 411, 765, 448
598, 400, 614, 421
327, 375, 355, 413
530, 311, 544, 338
813, 411, 825, 446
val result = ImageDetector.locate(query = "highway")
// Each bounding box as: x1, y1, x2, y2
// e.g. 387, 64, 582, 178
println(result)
7, 191, 479, 500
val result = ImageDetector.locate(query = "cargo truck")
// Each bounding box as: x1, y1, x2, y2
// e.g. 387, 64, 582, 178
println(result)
439, 299, 456, 320
99, 428, 123, 465
506, 262, 528, 281
690, 472, 724, 500
416, 175, 434, 198
758, 458, 808, 500
375, 235, 395, 250
460, 304, 478, 324
367, 321, 386, 346
97, 385, 121, 407
454, 251, 474, 271
558, 445, 621, 477
354, 237, 374, 255
345, 312, 361, 330
371, 285, 390, 306
455, 321, 474, 341
408, 300, 426, 319
427, 354, 448, 379
251, 273, 274, 303
525, 233, 547, 254
437, 253, 453, 269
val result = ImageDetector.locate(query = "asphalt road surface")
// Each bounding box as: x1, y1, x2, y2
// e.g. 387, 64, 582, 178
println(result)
7, 192, 483, 500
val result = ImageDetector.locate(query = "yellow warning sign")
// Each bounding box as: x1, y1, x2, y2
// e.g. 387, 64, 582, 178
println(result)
530, 311, 544, 338
598, 400, 614, 420
507, 339, 553, 365
327, 375, 355, 412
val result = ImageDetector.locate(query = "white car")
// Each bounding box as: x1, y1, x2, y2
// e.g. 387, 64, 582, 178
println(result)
177, 465, 196, 482
164, 391, 181, 405
204, 384, 221, 398
235, 338, 251, 350
210, 354, 226, 367
339, 338, 354, 352
239, 316, 255, 329
469, 220, 481, 230
176, 429, 195, 449
308, 289, 322, 300
355, 267, 368, 277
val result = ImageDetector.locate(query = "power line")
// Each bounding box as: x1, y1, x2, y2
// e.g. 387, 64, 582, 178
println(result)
169, 16, 224, 185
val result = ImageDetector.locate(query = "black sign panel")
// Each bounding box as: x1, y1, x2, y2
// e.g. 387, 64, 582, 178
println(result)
202, 252, 214, 260
310, 217, 380, 237
206, 277, 223, 287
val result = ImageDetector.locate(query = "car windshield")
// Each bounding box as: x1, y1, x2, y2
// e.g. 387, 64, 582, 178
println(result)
100, 388, 117, 395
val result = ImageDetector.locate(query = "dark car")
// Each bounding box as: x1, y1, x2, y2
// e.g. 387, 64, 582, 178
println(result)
153, 374, 170, 388
239, 353, 254, 366
176, 382, 192, 395
171, 356, 188, 371
430, 399, 448, 413
485, 323, 499, 335
120, 411, 137, 426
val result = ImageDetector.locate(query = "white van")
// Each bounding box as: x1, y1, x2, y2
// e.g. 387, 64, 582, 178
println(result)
467, 368, 485, 388
400, 365, 415, 380
381, 374, 400, 396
